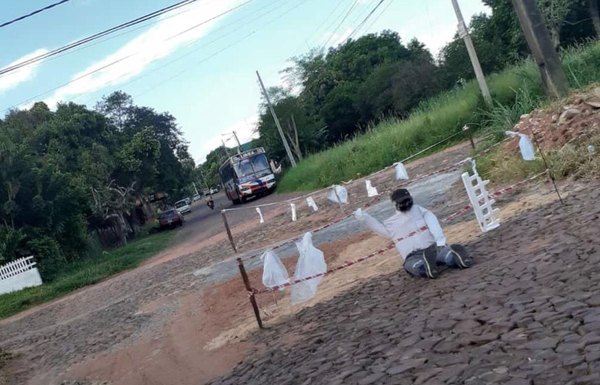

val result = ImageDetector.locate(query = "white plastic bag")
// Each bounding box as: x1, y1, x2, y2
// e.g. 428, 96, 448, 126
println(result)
506, 131, 535, 161
327, 185, 348, 204
262, 250, 289, 290
518, 134, 535, 161
306, 196, 319, 212
291, 232, 327, 304
256, 207, 264, 224
365, 180, 379, 197
395, 162, 409, 180
290, 203, 297, 222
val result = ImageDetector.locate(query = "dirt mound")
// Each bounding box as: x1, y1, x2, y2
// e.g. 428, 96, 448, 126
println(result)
508, 86, 600, 152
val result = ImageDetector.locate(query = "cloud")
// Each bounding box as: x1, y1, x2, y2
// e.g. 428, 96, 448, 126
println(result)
196, 115, 259, 163
0, 49, 49, 93
44, 0, 243, 107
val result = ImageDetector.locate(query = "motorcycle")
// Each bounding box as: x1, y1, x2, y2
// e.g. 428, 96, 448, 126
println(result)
206, 198, 215, 210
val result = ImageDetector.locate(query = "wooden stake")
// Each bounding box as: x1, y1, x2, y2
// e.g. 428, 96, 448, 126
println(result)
221, 211, 237, 252
532, 132, 564, 205
332, 186, 345, 214
237, 258, 264, 329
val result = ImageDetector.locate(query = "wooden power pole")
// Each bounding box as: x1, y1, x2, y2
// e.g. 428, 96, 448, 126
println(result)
451, 0, 493, 107
511, 0, 569, 99
256, 70, 297, 168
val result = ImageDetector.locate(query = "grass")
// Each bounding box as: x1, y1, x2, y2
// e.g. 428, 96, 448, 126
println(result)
0, 230, 176, 320
277, 41, 600, 192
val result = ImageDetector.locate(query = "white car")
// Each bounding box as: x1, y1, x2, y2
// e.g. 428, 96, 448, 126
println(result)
174, 199, 192, 215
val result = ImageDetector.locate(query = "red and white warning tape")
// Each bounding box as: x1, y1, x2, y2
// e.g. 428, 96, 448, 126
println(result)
441, 170, 548, 223
240, 139, 520, 261
252, 226, 429, 294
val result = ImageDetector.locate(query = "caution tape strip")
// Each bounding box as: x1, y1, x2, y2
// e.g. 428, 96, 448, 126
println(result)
223, 133, 500, 213
253, 226, 429, 294
239, 138, 520, 261
251, 170, 549, 294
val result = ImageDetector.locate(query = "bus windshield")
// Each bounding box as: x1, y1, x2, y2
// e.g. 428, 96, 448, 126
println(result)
233, 154, 271, 180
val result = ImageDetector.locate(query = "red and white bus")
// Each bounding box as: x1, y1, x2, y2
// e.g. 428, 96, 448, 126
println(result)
219, 148, 276, 204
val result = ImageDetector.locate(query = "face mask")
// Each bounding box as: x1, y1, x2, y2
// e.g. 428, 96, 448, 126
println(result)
395, 197, 413, 212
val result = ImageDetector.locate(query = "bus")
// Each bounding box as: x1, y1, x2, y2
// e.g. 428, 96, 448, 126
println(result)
219, 147, 276, 204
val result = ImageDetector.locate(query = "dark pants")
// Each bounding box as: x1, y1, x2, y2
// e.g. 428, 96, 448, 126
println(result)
403, 244, 461, 277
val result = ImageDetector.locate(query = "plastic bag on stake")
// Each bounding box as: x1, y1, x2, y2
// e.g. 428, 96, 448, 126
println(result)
291, 232, 327, 304
365, 180, 379, 197
262, 250, 289, 290
395, 162, 409, 180
290, 203, 297, 222
327, 185, 348, 204
505, 131, 535, 161
306, 196, 318, 212
256, 207, 264, 224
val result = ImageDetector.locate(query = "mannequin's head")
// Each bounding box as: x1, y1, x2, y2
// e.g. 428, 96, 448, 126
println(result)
390, 188, 413, 212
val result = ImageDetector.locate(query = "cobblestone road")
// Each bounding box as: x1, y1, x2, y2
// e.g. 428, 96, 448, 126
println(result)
210, 184, 600, 385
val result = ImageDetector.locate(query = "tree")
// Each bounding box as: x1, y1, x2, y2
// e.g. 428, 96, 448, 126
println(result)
0, 92, 194, 277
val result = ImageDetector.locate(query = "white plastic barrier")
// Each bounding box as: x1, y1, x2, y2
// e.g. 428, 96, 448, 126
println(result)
461, 160, 500, 233
0, 256, 43, 295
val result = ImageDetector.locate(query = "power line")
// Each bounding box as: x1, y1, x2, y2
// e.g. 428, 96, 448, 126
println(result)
290, 0, 345, 55
320, 0, 360, 49
4, 0, 282, 112
132, 0, 309, 99
363, 0, 391, 34
32, 0, 215, 67
346, 0, 386, 41
0, 0, 71, 29
83, 0, 295, 103
0, 0, 201, 77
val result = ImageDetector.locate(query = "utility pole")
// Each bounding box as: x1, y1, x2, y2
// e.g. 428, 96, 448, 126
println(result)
451, 0, 493, 107
511, 0, 569, 99
221, 140, 230, 157
192, 181, 199, 196
256, 70, 297, 168
232, 131, 242, 154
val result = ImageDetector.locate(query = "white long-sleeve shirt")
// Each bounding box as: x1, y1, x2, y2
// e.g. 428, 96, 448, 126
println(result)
358, 205, 446, 261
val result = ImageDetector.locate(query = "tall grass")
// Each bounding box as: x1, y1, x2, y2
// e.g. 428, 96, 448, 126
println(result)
278, 41, 600, 192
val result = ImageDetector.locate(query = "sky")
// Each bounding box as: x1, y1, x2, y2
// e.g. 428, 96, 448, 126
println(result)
0, 0, 490, 163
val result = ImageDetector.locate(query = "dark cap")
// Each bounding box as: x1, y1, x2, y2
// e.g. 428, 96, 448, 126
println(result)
390, 188, 411, 202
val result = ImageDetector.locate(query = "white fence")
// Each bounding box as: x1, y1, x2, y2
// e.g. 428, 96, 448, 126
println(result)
0, 256, 43, 295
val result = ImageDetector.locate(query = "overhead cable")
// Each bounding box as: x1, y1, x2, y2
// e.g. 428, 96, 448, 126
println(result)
0, 0, 200, 77
0, 0, 71, 29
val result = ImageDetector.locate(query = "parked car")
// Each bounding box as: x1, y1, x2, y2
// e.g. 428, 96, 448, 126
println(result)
175, 199, 192, 215
158, 209, 183, 229
192, 194, 201, 201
